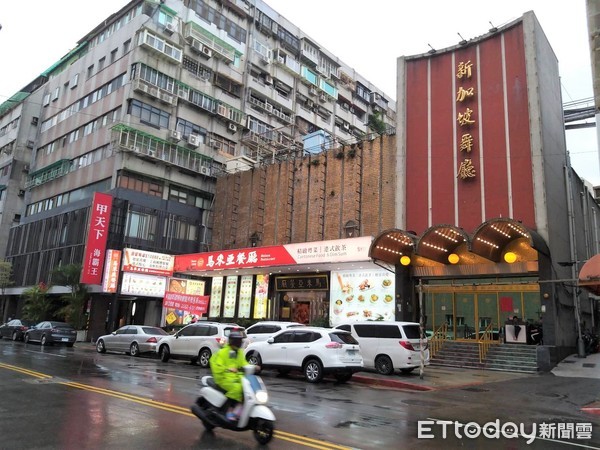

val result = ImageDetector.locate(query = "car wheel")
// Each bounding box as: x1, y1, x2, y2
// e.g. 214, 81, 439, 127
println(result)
303, 359, 323, 383
129, 342, 140, 357
375, 355, 394, 375
96, 339, 106, 353
160, 345, 170, 362
247, 352, 262, 366
12, 331, 18, 341
198, 348, 212, 368
400, 367, 415, 374
41, 334, 47, 346
334, 371, 353, 383
24, 334, 30, 344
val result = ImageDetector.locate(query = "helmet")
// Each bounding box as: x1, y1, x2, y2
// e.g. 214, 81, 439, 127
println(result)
228, 330, 244, 348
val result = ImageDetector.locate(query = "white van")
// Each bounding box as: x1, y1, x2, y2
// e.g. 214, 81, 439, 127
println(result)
334, 321, 429, 375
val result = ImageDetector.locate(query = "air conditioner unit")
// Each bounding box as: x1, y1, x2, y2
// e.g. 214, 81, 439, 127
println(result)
201, 45, 213, 58
272, 109, 281, 118
277, 56, 285, 64
306, 99, 315, 109
160, 92, 175, 105
188, 134, 200, 148
309, 86, 317, 96
148, 87, 160, 98
208, 139, 219, 149
342, 122, 350, 131
265, 103, 273, 113
315, 66, 326, 76
228, 123, 238, 133
199, 166, 211, 176
217, 104, 228, 117
190, 39, 203, 53
169, 130, 182, 141
319, 93, 327, 103
369, 92, 381, 104
259, 55, 270, 65
264, 75, 273, 85
164, 22, 176, 35
131, 146, 141, 153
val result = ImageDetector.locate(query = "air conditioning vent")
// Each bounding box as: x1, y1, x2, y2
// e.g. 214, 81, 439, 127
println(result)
309, 86, 317, 96
208, 139, 219, 149
199, 166, 212, 176
264, 75, 273, 85
306, 99, 315, 109
201, 45, 213, 58
228, 123, 238, 133
188, 134, 201, 148
259, 55, 270, 65
169, 130, 182, 141
164, 22, 176, 35
342, 122, 350, 131
319, 93, 327, 103
265, 103, 273, 113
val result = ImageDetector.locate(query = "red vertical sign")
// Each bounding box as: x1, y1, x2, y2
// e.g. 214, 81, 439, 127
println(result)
81, 192, 113, 285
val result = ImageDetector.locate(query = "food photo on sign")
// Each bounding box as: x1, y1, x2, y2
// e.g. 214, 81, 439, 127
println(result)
329, 269, 395, 326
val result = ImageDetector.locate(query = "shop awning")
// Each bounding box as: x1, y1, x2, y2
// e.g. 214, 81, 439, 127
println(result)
578, 253, 600, 295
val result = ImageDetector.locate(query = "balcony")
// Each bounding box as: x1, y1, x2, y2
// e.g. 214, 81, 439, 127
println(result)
184, 22, 236, 63
139, 29, 183, 64
25, 159, 72, 189
133, 79, 177, 106
111, 124, 215, 177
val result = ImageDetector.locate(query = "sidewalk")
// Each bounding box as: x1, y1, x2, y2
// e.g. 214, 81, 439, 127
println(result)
351, 352, 600, 391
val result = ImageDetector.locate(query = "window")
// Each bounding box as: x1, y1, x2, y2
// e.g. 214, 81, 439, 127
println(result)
52, 87, 59, 101
110, 48, 118, 64
354, 324, 401, 339
301, 66, 318, 86
98, 57, 106, 71
273, 331, 293, 344
123, 39, 131, 53
128, 99, 170, 128
125, 211, 157, 240
43, 94, 50, 106
87, 65, 94, 78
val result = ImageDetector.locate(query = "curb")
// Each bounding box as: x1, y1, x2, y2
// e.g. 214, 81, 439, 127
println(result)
351, 374, 435, 391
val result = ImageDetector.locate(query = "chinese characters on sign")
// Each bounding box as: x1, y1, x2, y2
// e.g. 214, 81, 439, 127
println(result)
122, 248, 175, 276
275, 275, 329, 291
456, 60, 477, 180
101, 249, 122, 293
81, 192, 113, 285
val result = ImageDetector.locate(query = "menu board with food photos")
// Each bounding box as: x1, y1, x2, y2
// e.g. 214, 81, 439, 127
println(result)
120, 272, 167, 297
168, 277, 206, 296
238, 275, 253, 318
209, 276, 223, 317
329, 269, 395, 326
253, 274, 269, 319
223, 276, 239, 318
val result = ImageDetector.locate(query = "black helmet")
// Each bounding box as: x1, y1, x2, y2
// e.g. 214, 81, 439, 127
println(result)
228, 329, 244, 348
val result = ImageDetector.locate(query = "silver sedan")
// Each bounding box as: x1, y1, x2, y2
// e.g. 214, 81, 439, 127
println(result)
96, 325, 169, 356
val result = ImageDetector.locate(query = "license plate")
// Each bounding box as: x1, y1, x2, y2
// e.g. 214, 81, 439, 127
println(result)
61, 338, 69, 342
347, 349, 357, 354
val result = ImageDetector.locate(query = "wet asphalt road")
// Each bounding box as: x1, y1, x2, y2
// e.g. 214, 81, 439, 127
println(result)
1, 339, 600, 449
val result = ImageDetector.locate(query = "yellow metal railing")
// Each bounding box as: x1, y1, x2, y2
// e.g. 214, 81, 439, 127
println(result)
478, 322, 496, 363
428, 323, 448, 358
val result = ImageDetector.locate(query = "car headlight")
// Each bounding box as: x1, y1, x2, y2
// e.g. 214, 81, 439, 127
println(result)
255, 390, 268, 404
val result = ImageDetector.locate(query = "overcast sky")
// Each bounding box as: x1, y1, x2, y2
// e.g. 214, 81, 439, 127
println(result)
1, 0, 597, 183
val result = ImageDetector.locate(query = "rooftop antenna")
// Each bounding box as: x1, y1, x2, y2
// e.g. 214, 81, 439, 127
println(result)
489, 21, 498, 33
457, 33, 467, 45
427, 43, 436, 54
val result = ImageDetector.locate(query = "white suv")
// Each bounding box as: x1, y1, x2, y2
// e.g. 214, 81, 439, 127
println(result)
156, 322, 244, 367
244, 326, 362, 383
334, 321, 429, 375
245, 321, 305, 345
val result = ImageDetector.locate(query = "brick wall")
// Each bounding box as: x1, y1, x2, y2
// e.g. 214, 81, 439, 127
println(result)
211, 134, 397, 249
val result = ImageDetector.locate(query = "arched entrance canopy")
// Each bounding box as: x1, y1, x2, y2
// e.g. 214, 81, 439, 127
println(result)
370, 218, 545, 267
579, 253, 600, 295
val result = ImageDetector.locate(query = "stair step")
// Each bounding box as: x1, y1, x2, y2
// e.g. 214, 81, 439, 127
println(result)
431, 342, 538, 373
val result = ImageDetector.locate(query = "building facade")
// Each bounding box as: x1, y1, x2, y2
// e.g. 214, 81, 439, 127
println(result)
0, 0, 395, 337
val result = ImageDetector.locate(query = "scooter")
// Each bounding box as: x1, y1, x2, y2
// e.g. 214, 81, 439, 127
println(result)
191, 365, 276, 444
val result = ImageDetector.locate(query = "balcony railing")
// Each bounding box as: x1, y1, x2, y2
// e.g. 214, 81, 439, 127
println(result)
111, 124, 215, 176
25, 159, 72, 189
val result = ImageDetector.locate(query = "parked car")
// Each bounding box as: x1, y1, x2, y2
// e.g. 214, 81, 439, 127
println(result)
96, 325, 169, 356
156, 322, 244, 367
244, 321, 305, 345
334, 321, 430, 375
24, 321, 77, 347
244, 326, 363, 383
0, 318, 36, 341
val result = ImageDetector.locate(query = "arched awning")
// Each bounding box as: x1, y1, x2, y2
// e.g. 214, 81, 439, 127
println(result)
579, 253, 600, 295
369, 228, 417, 266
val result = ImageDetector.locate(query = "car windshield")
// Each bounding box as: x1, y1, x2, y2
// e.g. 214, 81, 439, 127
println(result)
329, 331, 359, 345
224, 327, 246, 337
142, 327, 169, 335
50, 322, 73, 329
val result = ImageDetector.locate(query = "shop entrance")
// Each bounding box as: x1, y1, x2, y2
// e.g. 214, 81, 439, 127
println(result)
423, 284, 541, 341
277, 291, 328, 325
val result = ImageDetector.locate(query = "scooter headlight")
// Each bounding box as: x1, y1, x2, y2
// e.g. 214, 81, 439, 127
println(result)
255, 390, 268, 404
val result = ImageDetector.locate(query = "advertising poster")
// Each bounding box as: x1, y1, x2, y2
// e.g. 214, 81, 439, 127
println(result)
238, 275, 253, 318
101, 249, 122, 293
329, 269, 395, 326
162, 277, 208, 326
223, 276, 239, 318
81, 192, 113, 284
253, 274, 269, 319
209, 276, 223, 317
120, 272, 167, 297
122, 248, 174, 276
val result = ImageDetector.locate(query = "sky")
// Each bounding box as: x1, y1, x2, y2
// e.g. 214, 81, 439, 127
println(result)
0, 0, 598, 183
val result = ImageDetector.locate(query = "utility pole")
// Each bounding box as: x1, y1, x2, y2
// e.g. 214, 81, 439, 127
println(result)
418, 279, 425, 379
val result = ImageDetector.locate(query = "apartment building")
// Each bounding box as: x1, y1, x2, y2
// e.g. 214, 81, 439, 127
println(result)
0, 0, 395, 331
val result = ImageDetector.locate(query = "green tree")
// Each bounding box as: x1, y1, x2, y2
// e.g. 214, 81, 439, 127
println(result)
367, 111, 387, 135
53, 264, 89, 330
21, 282, 52, 323
0, 261, 14, 322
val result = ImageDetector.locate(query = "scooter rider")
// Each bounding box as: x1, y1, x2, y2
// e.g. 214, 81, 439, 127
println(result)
209, 329, 247, 421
